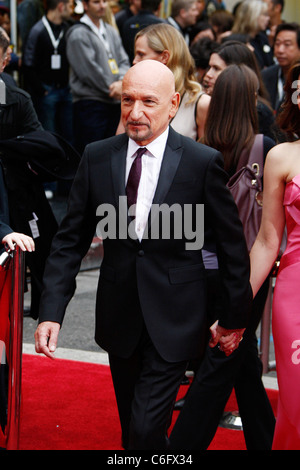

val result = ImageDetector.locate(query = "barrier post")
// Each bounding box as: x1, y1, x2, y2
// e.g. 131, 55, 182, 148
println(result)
0, 246, 25, 450
6, 246, 25, 450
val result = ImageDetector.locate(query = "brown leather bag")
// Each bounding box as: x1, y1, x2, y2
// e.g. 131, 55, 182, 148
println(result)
227, 134, 264, 252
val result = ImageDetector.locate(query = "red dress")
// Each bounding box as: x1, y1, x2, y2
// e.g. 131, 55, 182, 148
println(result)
272, 174, 300, 449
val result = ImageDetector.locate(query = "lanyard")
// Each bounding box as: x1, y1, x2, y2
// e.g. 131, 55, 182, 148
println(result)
98, 22, 113, 59
42, 15, 64, 53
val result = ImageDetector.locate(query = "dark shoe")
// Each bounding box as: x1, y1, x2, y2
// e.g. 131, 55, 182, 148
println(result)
23, 306, 31, 317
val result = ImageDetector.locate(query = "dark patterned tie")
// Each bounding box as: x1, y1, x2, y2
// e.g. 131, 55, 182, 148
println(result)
126, 147, 147, 211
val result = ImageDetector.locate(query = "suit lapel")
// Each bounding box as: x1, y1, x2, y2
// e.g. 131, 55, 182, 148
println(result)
152, 135, 183, 205
110, 135, 128, 201
147, 128, 183, 234
110, 135, 129, 232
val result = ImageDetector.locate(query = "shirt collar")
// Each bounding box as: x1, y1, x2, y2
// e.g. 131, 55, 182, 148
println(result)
127, 127, 169, 161
80, 14, 104, 36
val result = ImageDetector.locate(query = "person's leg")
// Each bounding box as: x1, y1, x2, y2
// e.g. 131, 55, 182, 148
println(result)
170, 343, 242, 450
170, 277, 273, 451
109, 350, 142, 450
129, 336, 187, 450
234, 335, 275, 450
56, 87, 74, 145
73, 100, 120, 155
234, 278, 275, 450
104, 103, 121, 139
38, 85, 58, 133
109, 327, 187, 450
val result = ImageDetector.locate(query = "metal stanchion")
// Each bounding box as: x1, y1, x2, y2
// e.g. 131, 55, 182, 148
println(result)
6, 246, 25, 450
0, 246, 25, 450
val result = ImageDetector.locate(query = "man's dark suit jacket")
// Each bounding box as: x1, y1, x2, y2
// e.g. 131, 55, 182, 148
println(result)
0, 222, 11, 242
0, 164, 12, 242
121, 10, 165, 63
38, 128, 252, 363
262, 63, 282, 111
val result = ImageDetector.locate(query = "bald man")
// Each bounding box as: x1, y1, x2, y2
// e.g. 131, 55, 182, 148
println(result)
34, 60, 252, 450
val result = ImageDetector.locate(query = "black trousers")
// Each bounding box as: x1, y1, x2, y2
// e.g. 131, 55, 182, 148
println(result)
73, 100, 121, 155
170, 275, 275, 450
109, 325, 188, 450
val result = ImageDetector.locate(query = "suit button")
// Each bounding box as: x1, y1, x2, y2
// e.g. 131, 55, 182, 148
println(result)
138, 250, 144, 256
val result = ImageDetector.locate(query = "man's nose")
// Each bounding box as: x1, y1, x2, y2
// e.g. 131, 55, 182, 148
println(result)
276, 44, 285, 53
130, 101, 143, 119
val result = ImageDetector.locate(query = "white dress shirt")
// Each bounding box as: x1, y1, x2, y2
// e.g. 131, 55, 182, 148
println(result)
125, 127, 169, 241
80, 14, 110, 53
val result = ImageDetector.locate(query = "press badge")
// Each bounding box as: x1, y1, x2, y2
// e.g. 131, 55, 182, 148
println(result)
29, 213, 40, 239
0, 79, 6, 104
108, 58, 119, 74
51, 53, 61, 70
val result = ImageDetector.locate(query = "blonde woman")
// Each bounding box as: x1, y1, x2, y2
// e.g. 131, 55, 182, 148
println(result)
117, 23, 210, 140
232, 0, 274, 69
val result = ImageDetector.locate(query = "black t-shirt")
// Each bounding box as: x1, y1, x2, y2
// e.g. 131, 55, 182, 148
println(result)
23, 17, 70, 95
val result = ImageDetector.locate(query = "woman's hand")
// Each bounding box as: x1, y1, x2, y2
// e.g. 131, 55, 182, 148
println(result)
2, 232, 35, 252
209, 320, 245, 356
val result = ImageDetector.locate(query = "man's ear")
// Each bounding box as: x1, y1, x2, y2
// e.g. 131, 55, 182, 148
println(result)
169, 92, 180, 119
82, 0, 88, 12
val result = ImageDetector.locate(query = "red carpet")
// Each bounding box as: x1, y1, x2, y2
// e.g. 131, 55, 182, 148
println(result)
19, 354, 278, 451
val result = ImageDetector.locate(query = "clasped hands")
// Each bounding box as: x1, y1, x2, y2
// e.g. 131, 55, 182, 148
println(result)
209, 321, 245, 356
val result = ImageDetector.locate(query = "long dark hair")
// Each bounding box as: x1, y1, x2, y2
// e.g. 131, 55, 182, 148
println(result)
276, 61, 300, 138
214, 40, 271, 106
204, 64, 259, 172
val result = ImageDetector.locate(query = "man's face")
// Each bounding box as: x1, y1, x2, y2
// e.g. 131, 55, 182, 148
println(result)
121, 63, 179, 146
181, 2, 199, 27
263, 0, 281, 26
62, 0, 74, 19
0, 47, 7, 73
84, 0, 107, 20
0, 13, 10, 33
205, 53, 227, 95
263, 0, 274, 18
274, 30, 300, 70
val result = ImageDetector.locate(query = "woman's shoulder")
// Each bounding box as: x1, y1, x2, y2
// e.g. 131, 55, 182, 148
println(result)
268, 140, 300, 154
195, 92, 210, 113
265, 141, 300, 173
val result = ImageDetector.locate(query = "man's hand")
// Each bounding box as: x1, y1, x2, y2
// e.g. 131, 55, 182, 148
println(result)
34, 321, 61, 359
209, 321, 245, 356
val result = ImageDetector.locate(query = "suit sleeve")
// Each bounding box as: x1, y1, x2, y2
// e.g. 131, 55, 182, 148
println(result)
0, 222, 12, 241
204, 150, 253, 329
38, 146, 97, 324
0, 163, 12, 238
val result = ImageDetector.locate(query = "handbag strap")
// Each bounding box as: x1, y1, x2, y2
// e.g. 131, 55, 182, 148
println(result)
236, 134, 264, 172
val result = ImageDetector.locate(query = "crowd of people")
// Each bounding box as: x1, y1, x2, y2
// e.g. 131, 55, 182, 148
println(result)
1, 0, 300, 451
